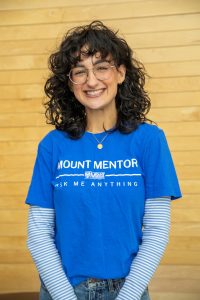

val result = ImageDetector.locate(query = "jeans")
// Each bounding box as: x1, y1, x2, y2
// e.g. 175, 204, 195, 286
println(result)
39, 278, 151, 300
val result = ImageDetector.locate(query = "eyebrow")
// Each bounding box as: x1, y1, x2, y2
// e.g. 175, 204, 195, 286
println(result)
75, 58, 110, 68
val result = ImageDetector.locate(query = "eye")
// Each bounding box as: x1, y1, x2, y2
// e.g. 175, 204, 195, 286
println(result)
96, 64, 110, 72
72, 69, 87, 76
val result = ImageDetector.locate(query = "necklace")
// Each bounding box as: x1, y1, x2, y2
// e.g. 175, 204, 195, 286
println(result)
92, 132, 110, 149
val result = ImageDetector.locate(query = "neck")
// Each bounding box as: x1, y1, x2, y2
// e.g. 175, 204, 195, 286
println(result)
86, 107, 117, 133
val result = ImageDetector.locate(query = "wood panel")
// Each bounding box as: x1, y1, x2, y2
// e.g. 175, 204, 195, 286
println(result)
1, 29, 200, 56
138, 45, 200, 63
0, 211, 28, 224
0, 84, 43, 99
0, 250, 32, 264
0, 0, 199, 297
0, 264, 40, 293
146, 61, 200, 78
0, 0, 136, 10
0, 197, 28, 209
1, 46, 200, 71
171, 223, 200, 237
0, 141, 38, 155
0, 137, 199, 156
0, 99, 45, 114
171, 208, 200, 222
168, 236, 200, 258
0, 60, 200, 86
0, 1, 199, 26
172, 151, 200, 165
160, 122, 200, 136
149, 278, 200, 293
0, 14, 199, 41
153, 265, 200, 279
0, 154, 36, 169
180, 180, 200, 194
168, 137, 200, 151
0, 169, 33, 182
150, 293, 200, 300
175, 165, 200, 180
151, 91, 200, 107
0, 183, 29, 196
1, 107, 200, 127
150, 265, 200, 300
127, 29, 200, 49
0, 224, 27, 237
0, 70, 47, 85
173, 195, 200, 210
0, 123, 200, 142
1, 76, 200, 101
148, 77, 200, 93
149, 106, 200, 122
0, 55, 46, 70
0, 92, 199, 112
0, 237, 27, 249
0, 127, 49, 141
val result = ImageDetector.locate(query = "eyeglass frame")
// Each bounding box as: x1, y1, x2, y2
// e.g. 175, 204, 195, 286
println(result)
67, 60, 116, 85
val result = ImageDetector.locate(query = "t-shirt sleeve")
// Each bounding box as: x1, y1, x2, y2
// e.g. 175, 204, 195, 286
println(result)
25, 143, 54, 208
143, 128, 182, 200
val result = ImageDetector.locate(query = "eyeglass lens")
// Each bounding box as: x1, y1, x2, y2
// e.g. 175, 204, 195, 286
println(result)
69, 62, 115, 84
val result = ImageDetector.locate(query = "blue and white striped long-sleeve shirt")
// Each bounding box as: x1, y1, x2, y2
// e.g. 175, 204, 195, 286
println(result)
27, 197, 171, 300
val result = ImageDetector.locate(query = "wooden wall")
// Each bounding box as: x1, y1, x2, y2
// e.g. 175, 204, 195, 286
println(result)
0, 0, 199, 299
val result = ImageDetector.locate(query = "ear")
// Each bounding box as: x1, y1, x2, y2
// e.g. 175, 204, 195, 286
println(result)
117, 64, 126, 84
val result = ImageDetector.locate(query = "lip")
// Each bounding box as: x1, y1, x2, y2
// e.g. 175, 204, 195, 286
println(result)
84, 88, 105, 98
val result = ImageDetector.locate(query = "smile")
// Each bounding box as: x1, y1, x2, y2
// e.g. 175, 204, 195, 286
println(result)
85, 89, 105, 97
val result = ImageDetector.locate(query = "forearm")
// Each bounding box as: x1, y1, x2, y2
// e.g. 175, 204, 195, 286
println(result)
27, 206, 77, 300
116, 197, 171, 300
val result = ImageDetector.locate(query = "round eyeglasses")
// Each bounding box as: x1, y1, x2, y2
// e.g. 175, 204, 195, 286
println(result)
68, 61, 115, 85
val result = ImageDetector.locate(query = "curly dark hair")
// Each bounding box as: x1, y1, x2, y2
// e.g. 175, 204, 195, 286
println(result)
44, 20, 152, 139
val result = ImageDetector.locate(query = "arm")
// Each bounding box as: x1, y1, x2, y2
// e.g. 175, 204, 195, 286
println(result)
27, 205, 77, 300
116, 197, 171, 300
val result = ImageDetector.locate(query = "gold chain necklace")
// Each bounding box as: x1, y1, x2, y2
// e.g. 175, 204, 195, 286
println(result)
92, 132, 110, 149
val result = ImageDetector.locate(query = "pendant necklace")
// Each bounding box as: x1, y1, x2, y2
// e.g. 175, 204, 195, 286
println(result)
92, 132, 110, 150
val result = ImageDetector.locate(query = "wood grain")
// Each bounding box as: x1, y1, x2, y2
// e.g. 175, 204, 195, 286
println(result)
0, 1, 199, 26
0, 14, 199, 41
0, 0, 199, 296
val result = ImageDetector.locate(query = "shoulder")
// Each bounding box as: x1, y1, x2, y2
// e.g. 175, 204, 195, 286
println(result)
38, 129, 68, 152
128, 123, 167, 155
131, 122, 165, 144
135, 122, 163, 137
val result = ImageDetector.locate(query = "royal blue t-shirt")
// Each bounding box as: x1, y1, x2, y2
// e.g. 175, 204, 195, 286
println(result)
26, 123, 182, 286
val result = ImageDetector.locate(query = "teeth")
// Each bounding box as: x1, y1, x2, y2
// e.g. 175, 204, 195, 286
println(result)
86, 89, 104, 96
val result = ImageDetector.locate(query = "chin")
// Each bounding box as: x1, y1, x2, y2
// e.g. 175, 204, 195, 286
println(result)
86, 105, 105, 111
84, 101, 107, 110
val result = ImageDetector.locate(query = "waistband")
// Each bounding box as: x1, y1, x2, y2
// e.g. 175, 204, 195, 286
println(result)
86, 277, 125, 291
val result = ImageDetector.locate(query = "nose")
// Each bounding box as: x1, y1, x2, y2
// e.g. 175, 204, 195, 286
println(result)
86, 69, 99, 87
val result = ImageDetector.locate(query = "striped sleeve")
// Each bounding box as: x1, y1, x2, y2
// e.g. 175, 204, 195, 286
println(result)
116, 197, 171, 300
27, 206, 77, 300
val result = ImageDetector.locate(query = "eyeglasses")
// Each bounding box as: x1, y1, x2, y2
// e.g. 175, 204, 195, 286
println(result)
68, 61, 115, 85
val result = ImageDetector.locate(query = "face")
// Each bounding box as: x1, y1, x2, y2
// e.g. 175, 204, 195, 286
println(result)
69, 53, 126, 113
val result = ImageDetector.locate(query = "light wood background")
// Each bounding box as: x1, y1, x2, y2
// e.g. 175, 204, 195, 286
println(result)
0, 0, 199, 299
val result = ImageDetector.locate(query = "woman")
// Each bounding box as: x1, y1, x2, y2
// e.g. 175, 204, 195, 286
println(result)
26, 21, 182, 300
